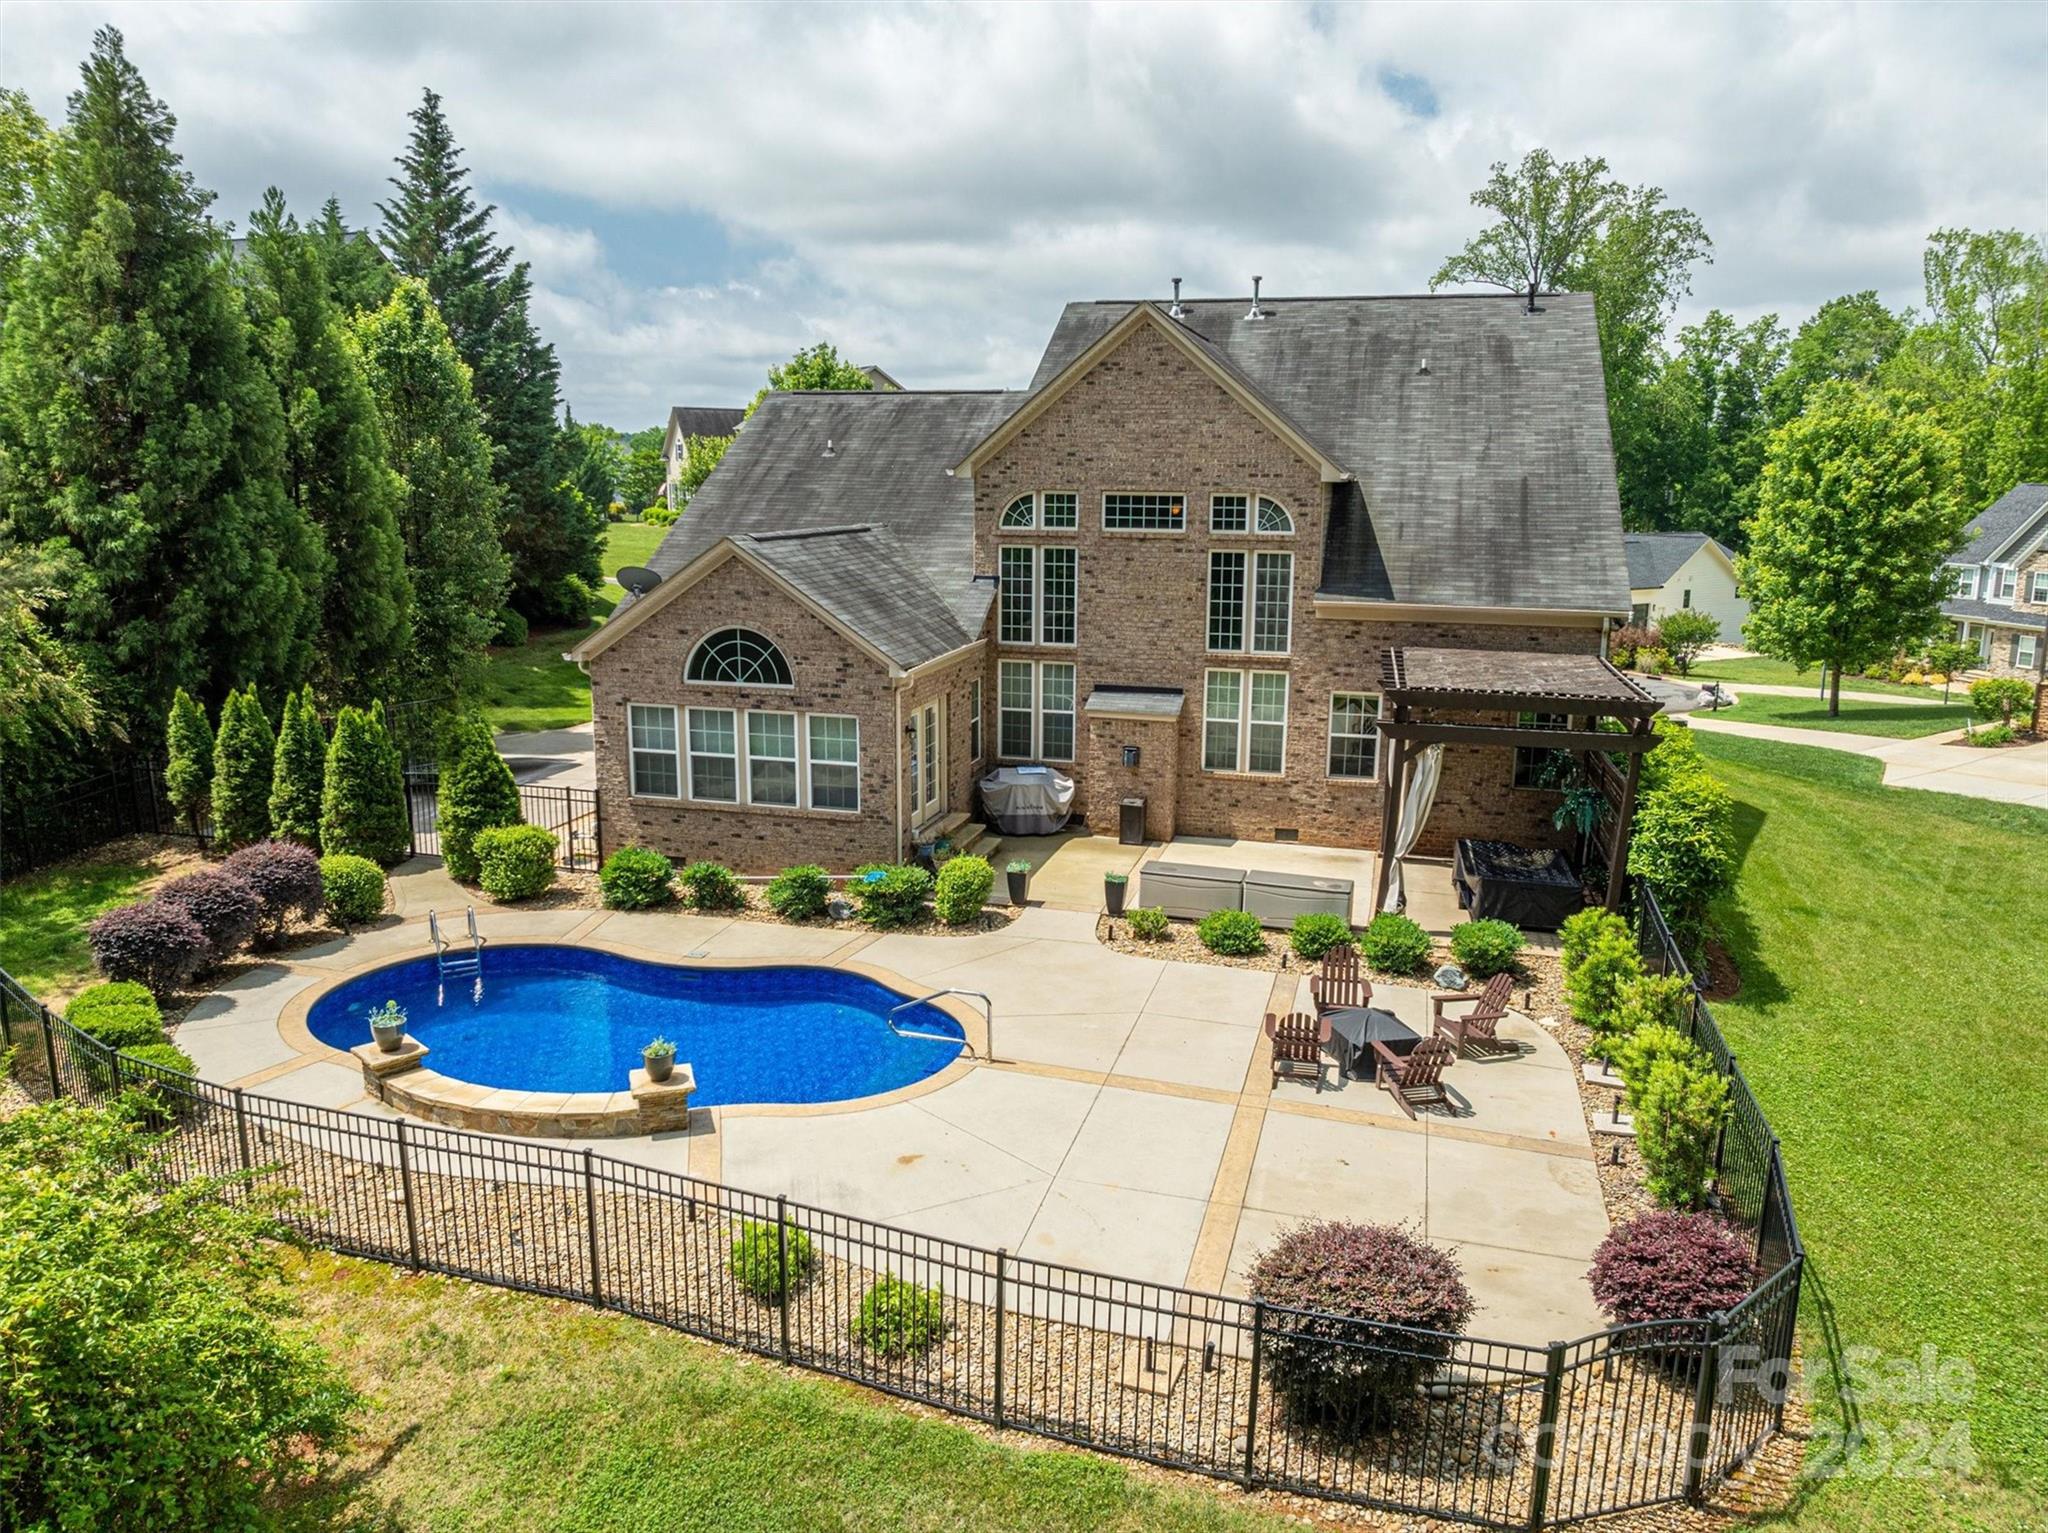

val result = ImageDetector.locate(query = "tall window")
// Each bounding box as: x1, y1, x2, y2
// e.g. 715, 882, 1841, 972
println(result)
1040, 547, 1077, 645
1103, 492, 1185, 531
686, 628, 793, 687
628, 704, 680, 797
1040, 663, 1075, 762
1247, 673, 1289, 773
1210, 494, 1249, 533
1252, 552, 1293, 652
968, 678, 983, 763
1041, 491, 1078, 529
746, 712, 798, 807
808, 715, 860, 811
1208, 551, 1246, 650
999, 661, 1033, 758
1202, 669, 1289, 774
1203, 671, 1241, 772
1512, 712, 1569, 790
999, 546, 1034, 643
686, 707, 739, 801
2015, 633, 2039, 671
1207, 550, 1291, 653
2030, 571, 2048, 604
1328, 693, 1380, 779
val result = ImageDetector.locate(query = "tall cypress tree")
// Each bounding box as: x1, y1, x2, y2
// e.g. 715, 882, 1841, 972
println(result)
163, 687, 215, 842
348, 279, 509, 694
241, 188, 413, 696
310, 196, 394, 315
211, 685, 277, 848
320, 703, 411, 865
269, 685, 327, 845
375, 91, 595, 622
0, 29, 320, 734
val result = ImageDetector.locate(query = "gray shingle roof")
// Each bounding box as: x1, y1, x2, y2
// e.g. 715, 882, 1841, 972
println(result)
1625, 532, 1731, 589
642, 390, 1022, 667
1953, 483, 2048, 564
1941, 594, 2047, 630
1029, 294, 1628, 614
667, 405, 746, 440
1083, 685, 1185, 718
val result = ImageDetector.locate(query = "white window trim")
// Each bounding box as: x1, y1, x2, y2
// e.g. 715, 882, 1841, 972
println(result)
1952, 565, 1979, 600
997, 659, 1034, 761
1326, 691, 1381, 782
626, 703, 682, 799
1202, 667, 1289, 776
2014, 633, 2039, 671
671, 703, 861, 813
998, 544, 1035, 645
744, 709, 800, 809
998, 544, 1077, 647
1206, 549, 1292, 656
1992, 565, 2018, 601
2029, 571, 2048, 604
806, 714, 861, 814
1100, 490, 1187, 533
968, 677, 983, 764
685, 705, 740, 804
683, 629, 796, 690
999, 493, 1036, 529
994, 660, 1075, 762
1039, 490, 1079, 530
1254, 496, 1296, 535
1209, 493, 1249, 534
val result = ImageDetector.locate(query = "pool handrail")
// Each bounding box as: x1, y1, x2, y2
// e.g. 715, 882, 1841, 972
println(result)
890, 988, 994, 1062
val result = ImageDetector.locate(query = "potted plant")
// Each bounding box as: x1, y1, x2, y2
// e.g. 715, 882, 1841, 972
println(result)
643, 1036, 677, 1083
1104, 870, 1128, 916
1005, 858, 1031, 906
368, 998, 407, 1053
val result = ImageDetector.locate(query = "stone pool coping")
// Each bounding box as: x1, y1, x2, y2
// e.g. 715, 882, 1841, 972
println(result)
277, 932, 989, 1140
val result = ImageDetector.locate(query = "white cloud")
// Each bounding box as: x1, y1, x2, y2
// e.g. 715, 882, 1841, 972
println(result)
11, 1, 2044, 424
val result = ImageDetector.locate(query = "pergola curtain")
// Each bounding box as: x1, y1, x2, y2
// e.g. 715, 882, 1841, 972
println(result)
1384, 743, 1442, 913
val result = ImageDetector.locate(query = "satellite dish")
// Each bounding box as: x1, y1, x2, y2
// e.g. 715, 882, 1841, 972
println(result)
616, 566, 663, 597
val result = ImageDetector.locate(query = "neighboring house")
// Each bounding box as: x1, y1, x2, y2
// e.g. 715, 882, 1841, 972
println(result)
1941, 483, 2048, 679
570, 290, 1632, 873
662, 405, 748, 508
860, 365, 905, 391
1624, 532, 1746, 640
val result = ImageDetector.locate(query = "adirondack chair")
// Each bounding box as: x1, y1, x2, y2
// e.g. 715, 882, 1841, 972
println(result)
1265, 1011, 1328, 1093
1432, 971, 1516, 1054
1310, 950, 1371, 1018
1371, 1035, 1456, 1119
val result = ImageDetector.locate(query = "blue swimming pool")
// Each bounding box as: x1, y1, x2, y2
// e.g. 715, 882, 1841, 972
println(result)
307, 946, 965, 1106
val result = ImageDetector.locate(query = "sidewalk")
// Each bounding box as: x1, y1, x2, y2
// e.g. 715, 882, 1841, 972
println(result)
1687, 715, 2048, 806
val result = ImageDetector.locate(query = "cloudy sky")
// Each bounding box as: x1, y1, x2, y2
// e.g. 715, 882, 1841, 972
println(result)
10, 2, 2045, 429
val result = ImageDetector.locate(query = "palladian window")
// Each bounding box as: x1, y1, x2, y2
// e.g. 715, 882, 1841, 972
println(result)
686, 628, 793, 687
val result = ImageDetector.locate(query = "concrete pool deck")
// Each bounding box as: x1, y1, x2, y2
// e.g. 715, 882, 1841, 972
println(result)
176, 877, 1610, 1343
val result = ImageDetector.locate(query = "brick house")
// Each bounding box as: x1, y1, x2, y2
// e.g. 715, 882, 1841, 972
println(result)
570, 290, 1634, 874
1941, 482, 2048, 680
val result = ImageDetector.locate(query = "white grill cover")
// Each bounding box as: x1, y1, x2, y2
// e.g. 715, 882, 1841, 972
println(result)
978, 766, 1075, 835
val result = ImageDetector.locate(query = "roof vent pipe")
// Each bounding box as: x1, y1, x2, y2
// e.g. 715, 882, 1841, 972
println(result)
1168, 277, 1185, 319
1247, 276, 1266, 321
822, 437, 835, 458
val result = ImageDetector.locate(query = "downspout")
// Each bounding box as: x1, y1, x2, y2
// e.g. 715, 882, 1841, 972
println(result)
893, 683, 904, 861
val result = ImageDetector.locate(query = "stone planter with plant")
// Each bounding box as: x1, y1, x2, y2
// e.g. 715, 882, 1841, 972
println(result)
643, 1036, 677, 1083
368, 998, 407, 1053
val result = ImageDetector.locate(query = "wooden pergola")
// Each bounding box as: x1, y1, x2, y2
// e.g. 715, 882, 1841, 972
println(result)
1372, 647, 1664, 918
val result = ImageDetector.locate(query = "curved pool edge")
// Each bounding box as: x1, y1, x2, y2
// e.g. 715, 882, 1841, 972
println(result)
275, 931, 987, 1141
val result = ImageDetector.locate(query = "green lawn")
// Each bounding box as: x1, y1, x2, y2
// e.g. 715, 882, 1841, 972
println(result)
473, 521, 667, 735
1687, 656, 1959, 701
0, 855, 159, 999
277, 1252, 1298, 1533
1703, 691, 1973, 738
1695, 732, 2047, 1531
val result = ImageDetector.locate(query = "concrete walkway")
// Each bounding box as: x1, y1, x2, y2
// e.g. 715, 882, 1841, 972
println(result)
1687, 714, 2048, 806
175, 896, 1611, 1343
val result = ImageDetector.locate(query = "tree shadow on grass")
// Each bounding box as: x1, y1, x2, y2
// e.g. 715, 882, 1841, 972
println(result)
1709, 790, 1787, 1013
270, 1421, 420, 1533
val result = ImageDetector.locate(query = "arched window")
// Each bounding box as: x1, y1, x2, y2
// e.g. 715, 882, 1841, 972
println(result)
1255, 497, 1295, 534
999, 494, 1035, 528
686, 628, 793, 687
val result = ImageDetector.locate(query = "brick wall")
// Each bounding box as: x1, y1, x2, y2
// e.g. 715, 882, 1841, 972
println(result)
1082, 711, 1180, 841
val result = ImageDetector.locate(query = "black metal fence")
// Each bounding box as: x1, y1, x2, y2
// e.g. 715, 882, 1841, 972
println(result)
400, 765, 601, 872
0, 947, 1802, 1530
0, 756, 190, 879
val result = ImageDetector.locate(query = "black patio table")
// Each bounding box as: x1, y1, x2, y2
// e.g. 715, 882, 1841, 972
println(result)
1324, 1007, 1421, 1080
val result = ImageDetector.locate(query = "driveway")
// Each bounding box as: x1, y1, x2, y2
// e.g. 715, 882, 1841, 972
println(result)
495, 723, 595, 788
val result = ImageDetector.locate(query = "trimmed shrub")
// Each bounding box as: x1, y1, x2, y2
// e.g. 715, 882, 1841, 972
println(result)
1967, 722, 2017, 747
1638, 646, 1673, 674
1247, 1221, 1475, 1427
680, 859, 744, 911
1628, 771, 1736, 929
599, 846, 676, 909
766, 864, 831, 921
157, 870, 264, 963
163, 687, 215, 841
1635, 1055, 1730, 1210
320, 704, 410, 865
1611, 1023, 1708, 1111
933, 855, 994, 925
1198, 909, 1264, 956
221, 840, 325, 944
86, 900, 209, 999
1969, 676, 2033, 726
209, 686, 276, 848
267, 687, 327, 845
1359, 912, 1430, 974
850, 864, 933, 929
65, 983, 167, 1051
436, 714, 522, 882
492, 604, 529, 647
1566, 930, 1644, 1036
851, 1275, 947, 1358
1449, 918, 1523, 978
118, 1040, 196, 1079
729, 1218, 815, 1302
1589, 1211, 1756, 1329
1126, 906, 1169, 940
1657, 609, 1720, 675
1289, 913, 1356, 963
320, 853, 387, 928
1608, 973, 1693, 1047
1559, 907, 1630, 977
475, 824, 558, 901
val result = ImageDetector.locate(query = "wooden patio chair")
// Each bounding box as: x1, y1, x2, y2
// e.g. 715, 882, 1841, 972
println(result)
1371, 1035, 1457, 1120
1265, 1011, 1328, 1093
1310, 951, 1371, 1018
1432, 971, 1516, 1054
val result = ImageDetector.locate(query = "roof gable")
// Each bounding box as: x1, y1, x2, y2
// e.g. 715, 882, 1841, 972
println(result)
1954, 483, 2048, 565
1625, 532, 1734, 589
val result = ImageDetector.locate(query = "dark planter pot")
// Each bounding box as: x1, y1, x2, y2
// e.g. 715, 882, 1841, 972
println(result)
1006, 869, 1029, 906
371, 1020, 406, 1054
644, 1051, 675, 1083
1104, 877, 1127, 916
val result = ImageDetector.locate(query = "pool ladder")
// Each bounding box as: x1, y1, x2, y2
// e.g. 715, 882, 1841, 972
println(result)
429, 907, 486, 980
889, 988, 994, 1062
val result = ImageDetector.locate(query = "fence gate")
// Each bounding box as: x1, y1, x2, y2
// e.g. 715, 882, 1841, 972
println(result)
402, 765, 600, 872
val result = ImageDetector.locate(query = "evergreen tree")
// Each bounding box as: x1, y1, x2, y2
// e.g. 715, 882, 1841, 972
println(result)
319, 704, 410, 865
375, 91, 594, 621
564, 411, 622, 515
436, 713, 522, 881
310, 196, 393, 314
268, 685, 327, 845
163, 687, 214, 842
240, 187, 413, 696
348, 279, 509, 694
0, 88, 50, 305
210, 686, 277, 847
0, 29, 321, 734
